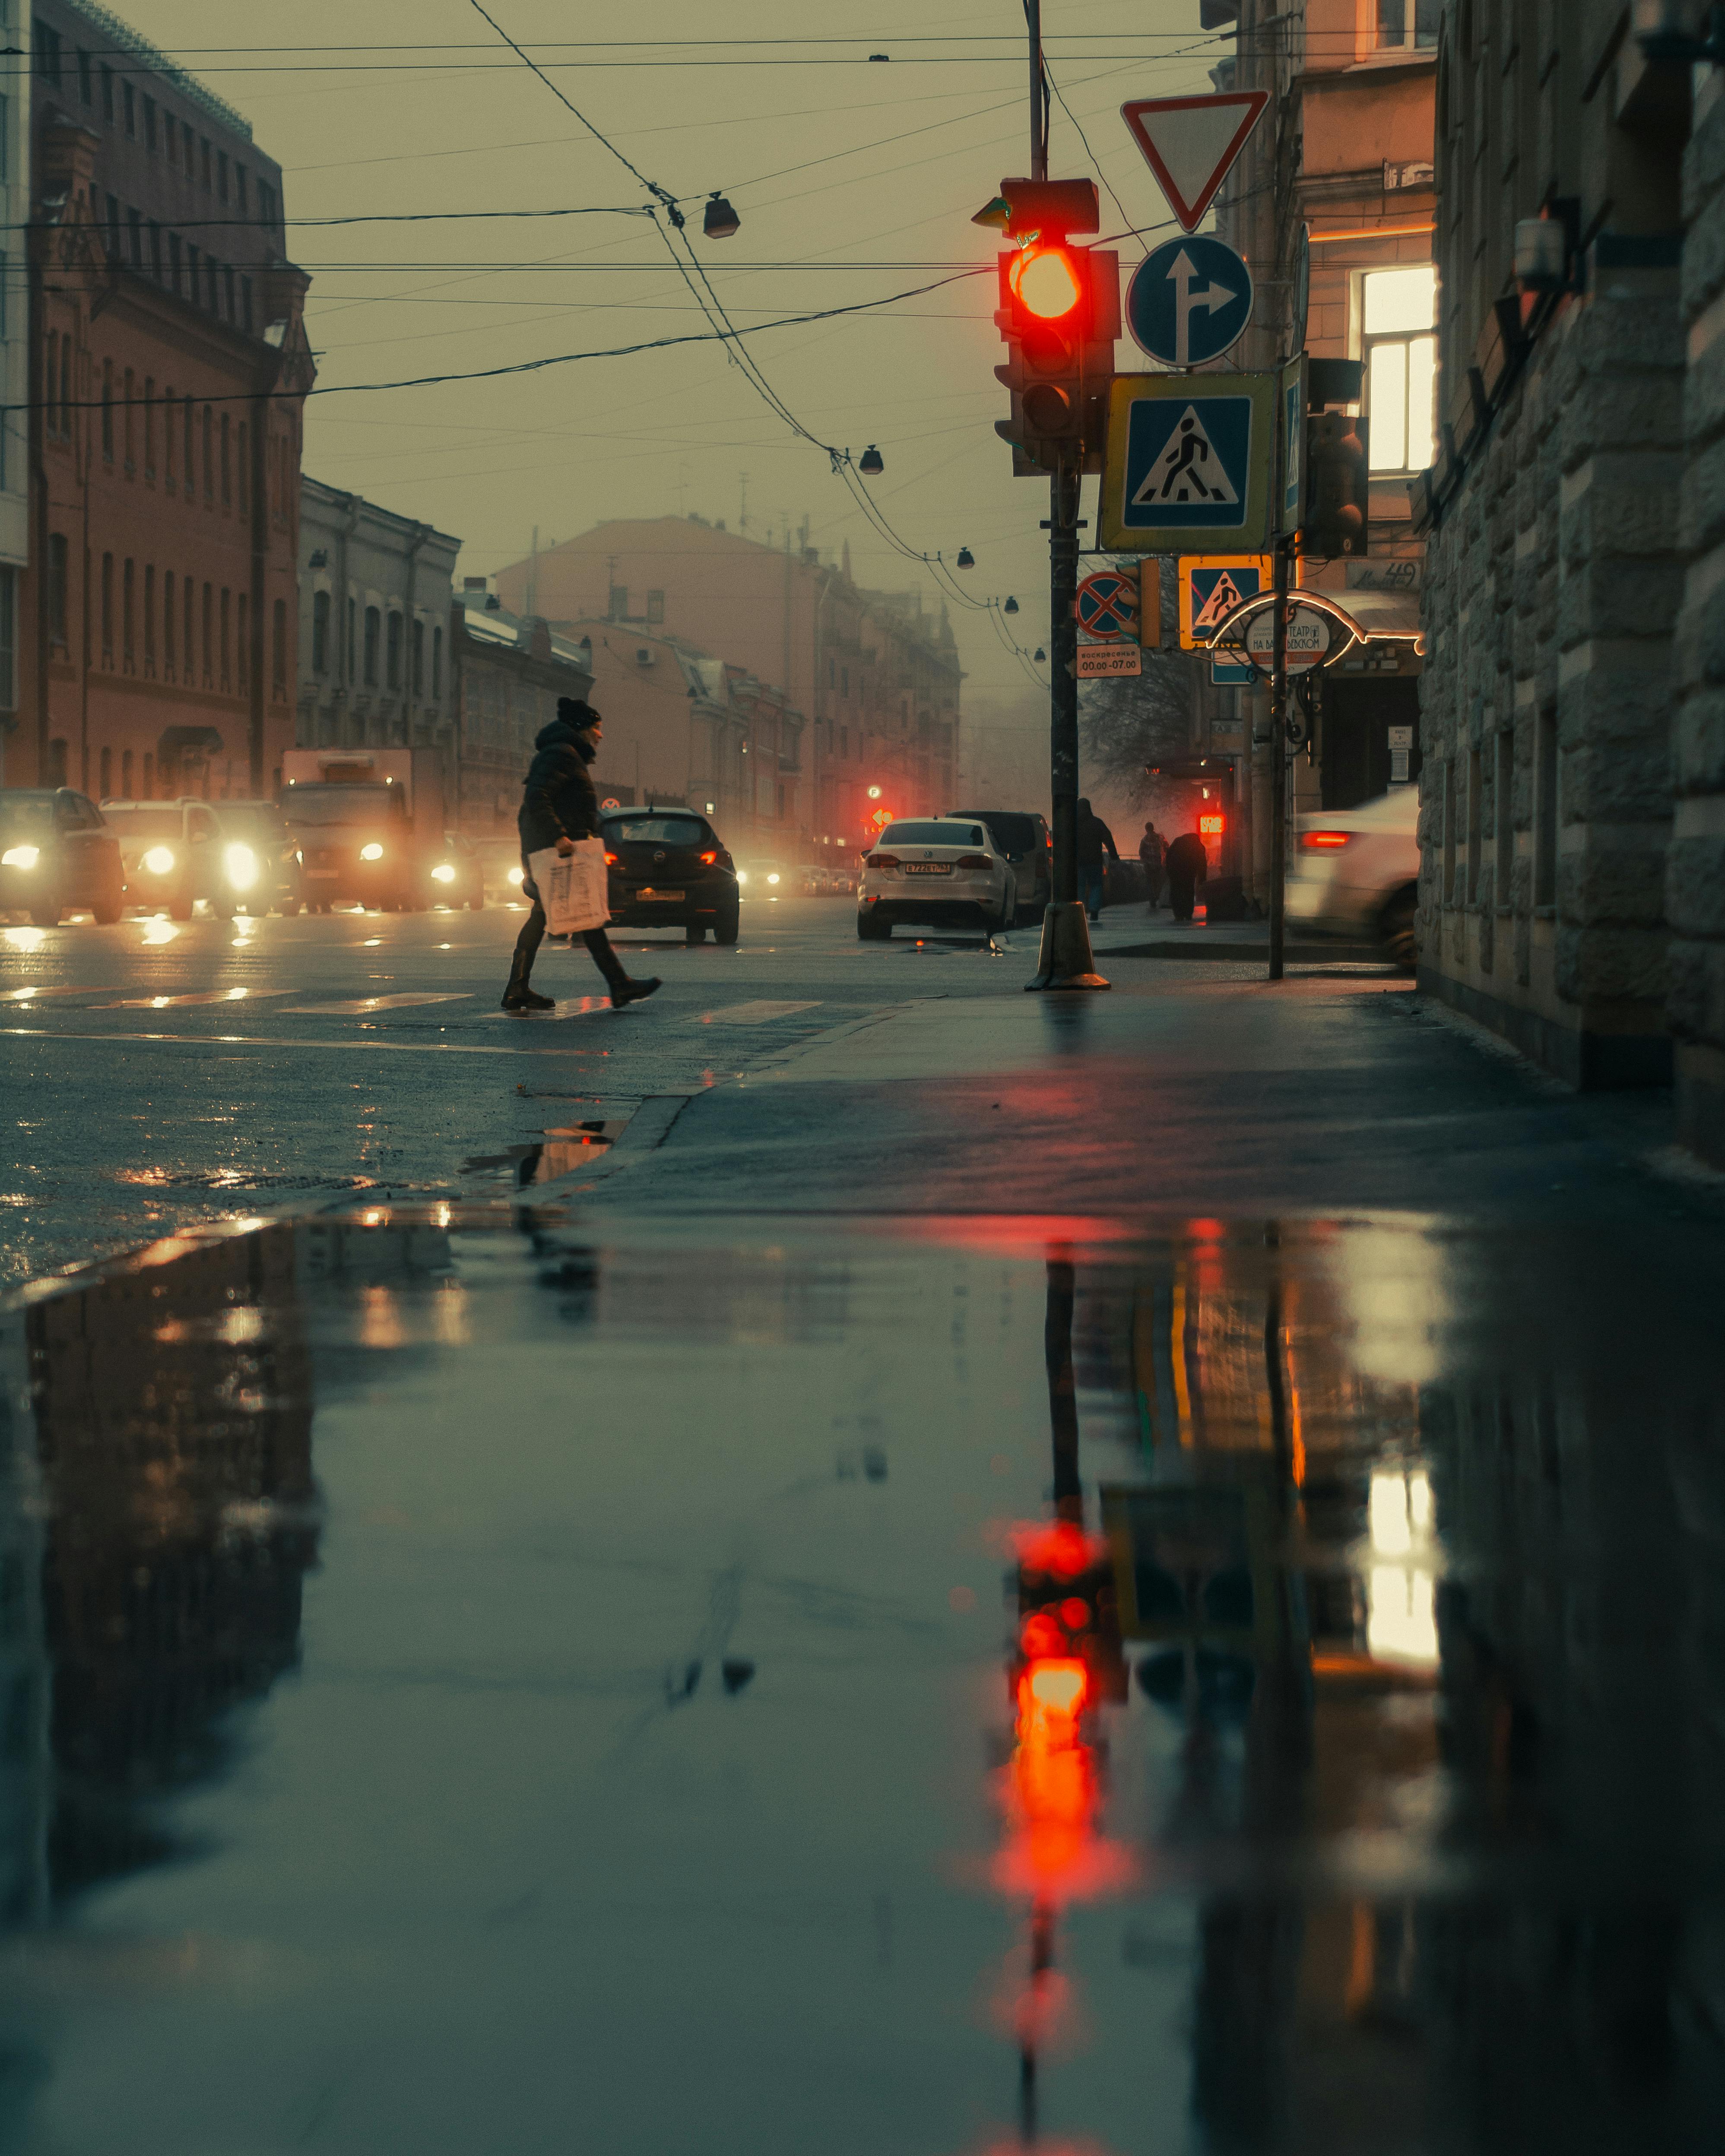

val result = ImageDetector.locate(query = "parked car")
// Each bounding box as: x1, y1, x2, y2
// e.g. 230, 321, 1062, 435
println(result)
214, 800, 304, 914
99, 799, 237, 920
0, 788, 125, 925
1285, 785, 1420, 970
735, 857, 790, 898
600, 809, 740, 943
425, 831, 485, 910
857, 816, 1017, 940
949, 808, 1052, 924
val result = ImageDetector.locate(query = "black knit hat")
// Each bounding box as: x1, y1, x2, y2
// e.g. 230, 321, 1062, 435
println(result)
558, 696, 599, 729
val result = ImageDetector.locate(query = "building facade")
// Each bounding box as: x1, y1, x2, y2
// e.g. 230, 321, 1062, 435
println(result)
19, 0, 311, 803
1414, 3, 1692, 1097
450, 583, 593, 834
0, 8, 32, 781
491, 517, 962, 863
296, 480, 460, 761
1211, 0, 1436, 901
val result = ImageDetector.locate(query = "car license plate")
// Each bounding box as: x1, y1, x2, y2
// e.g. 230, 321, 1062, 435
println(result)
637, 888, 684, 901
306, 869, 339, 880
903, 862, 953, 875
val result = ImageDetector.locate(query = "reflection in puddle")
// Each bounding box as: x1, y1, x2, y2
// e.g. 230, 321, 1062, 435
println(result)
0, 1212, 1719, 2150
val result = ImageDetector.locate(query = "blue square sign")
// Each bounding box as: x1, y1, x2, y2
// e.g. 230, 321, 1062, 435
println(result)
1101, 374, 1275, 554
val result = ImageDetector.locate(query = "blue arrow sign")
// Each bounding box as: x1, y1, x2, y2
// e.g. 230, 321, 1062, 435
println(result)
1126, 235, 1254, 368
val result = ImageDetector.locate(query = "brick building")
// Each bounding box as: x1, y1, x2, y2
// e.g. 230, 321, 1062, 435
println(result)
1209, 0, 1436, 899
19, 1, 312, 802
1414, 4, 1690, 1096
492, 517, 961, 865
0, 15, 32, 781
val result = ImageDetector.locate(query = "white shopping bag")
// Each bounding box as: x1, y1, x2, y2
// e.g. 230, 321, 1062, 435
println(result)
528, 838, 610, 935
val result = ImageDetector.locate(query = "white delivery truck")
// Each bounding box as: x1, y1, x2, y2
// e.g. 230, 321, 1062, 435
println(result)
278, 748, 449, 912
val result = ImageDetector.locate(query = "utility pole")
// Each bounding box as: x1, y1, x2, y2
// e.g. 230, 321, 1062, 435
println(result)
1267, 535, 1290, 981
1027, 0, 1046, 181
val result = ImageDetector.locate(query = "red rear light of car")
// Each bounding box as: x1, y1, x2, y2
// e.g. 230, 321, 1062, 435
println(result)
1301, 831, 1352, 850
699, 850, 718, 865
604, 851, 618, 866
868, 851, 900, 867
956, 853, 993, 870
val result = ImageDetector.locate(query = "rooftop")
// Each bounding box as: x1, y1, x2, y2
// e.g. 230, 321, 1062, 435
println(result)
62, 0, 253, 140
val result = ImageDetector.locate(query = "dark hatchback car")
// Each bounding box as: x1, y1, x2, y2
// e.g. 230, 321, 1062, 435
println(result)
0, 789, 126, 925
599, 811, 739, 943
950, 808, 1052, 925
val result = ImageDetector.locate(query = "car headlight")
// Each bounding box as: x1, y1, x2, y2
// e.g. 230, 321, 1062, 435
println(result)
506, 865, 523, 886
360, 843, 385, 862
736, 870, 748, 885
294, 850, 304, 865
142, 846, 176, 875
224, 842, 259, 890
0, 844, 39, 870
766, 872, 780, 885
431, 863, 457, 883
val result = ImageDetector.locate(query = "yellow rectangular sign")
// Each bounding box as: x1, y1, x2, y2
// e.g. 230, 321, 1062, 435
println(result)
1178, 556, 1273, 649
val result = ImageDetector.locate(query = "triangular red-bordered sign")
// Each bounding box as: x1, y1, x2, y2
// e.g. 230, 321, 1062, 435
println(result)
1119, 92, 1270, 235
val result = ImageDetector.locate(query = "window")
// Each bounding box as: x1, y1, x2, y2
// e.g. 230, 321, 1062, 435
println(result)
412, 617, 425, 694
1363, 265, 1437, 473
0, 567, 14, 711
1494, 730, 1513, 907
432, 625, 443, 698
123, 557, 134, 669
149, 222, 162, 279
77, 47, 91, 103
1376, 0, 1438, 50
1534, 707, 1557, 909
105, 193, 120, 260
609, 584, 628, 619
144, 378, 155, 478
312, 589, 330, 673
237, 422, 248, 512
224, 265, 235, 322
122, 368, 134, 471
183, 394, 194, 490
100, 552, 114, 663
220, 587, 231, 688
646, 589, 665, 625
235, 165, 248, 213
386, 612, 402, 689
123, 80, 134, 137
33, 20, 61, 85
272, 599, 287, 698
187, 241, 199, 301
121, 749, 133, 795
184, 122, 194, 177
237, 593, 248, 689
258, 182, 276, 234
363, 606, 380, 685
144, 564, 155, 673
127, 208, 142, 267
183, 577, 194, 681
202, 406, 213, 498
346, 597, 356, 681
202, 583, 213, 683
221, 412, 231, 505
241, 276, 253, 334
169, 231, 181, 293
217, 151, 228, 202
200, 137, 212, 191
144, 95, 156, 152
163, 571, 175, 674
101, 360, 113, 460
101, 63, 113, 123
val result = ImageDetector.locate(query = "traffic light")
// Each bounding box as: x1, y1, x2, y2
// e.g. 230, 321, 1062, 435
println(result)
983, 180, 1119, 477
1297, 409, 1370, 559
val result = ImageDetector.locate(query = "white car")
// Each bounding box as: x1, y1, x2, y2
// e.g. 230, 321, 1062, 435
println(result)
857, 817, 1017, 940
1285, 785, 1420, 970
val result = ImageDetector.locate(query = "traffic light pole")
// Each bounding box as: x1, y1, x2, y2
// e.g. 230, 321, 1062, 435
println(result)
1028, 454, 1108, 990
1268, 535, 1291, 982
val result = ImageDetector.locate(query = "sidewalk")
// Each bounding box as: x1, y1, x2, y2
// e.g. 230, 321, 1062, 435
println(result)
565, 959, 1706, 1229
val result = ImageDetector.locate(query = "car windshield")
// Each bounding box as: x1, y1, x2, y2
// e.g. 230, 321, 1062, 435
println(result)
100, 807, 182, 840
220, 808, 288, 840
881, 821, 985, 848
280, 786, 405, 826
960, 812, 1040, 855
0, 797, 54, 834
603, 816, 707, 847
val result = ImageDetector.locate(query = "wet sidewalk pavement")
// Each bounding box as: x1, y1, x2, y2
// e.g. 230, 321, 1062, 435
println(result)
3, 1193, 1724, 2154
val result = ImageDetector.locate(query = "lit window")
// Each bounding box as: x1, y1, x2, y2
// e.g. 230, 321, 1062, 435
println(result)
1376, 0, 1438, 50
1362, 265, 1437, 474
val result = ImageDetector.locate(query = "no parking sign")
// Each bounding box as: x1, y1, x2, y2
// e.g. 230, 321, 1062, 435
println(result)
1074, 568, 1140, 642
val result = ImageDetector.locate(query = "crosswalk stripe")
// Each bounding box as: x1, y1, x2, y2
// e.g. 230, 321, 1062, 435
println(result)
279, 993, 472, 1014
98, 989, 296, 1009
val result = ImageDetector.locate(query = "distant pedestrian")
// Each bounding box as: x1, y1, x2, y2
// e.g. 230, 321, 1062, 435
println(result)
1075, 799, 1119, 923
1138, 821, 1166, 910
501, 699, 661, 1013
1164, 827, 1209, 925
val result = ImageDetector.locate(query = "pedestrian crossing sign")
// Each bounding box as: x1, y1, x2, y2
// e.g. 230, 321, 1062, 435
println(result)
1179, 555, 1272, 649
1099, 372, 1275, 554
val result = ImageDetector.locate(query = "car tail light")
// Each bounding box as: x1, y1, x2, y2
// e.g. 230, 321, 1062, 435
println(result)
604, 852, 618, 866
867, 851, 900, 867
956, 853, 993, 870
1301, 830, 1353, 850
698, 850, 718, 865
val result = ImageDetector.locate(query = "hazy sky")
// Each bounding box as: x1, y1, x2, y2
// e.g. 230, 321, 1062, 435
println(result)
113, 0, 1215, 707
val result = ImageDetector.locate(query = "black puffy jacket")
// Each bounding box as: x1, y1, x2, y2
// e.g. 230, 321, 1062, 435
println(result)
518, 716, 599, 857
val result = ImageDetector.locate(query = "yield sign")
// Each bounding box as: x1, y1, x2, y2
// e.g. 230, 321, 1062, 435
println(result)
1119, 92, 1270, 234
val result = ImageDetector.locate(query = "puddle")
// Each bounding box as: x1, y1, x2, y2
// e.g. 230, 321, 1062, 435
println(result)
0, 1210, 1720, 2150
460, 1120, 625, 1187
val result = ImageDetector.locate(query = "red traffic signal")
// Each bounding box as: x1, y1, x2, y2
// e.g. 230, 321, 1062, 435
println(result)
993, 238, 1119, 477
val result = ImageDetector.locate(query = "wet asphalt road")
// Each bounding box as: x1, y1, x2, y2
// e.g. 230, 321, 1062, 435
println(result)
6, 892, 1725, 2152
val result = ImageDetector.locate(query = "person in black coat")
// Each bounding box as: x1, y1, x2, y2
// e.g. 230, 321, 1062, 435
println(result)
1075, 799, 1119, 923
1164, 827, 1210, 924
501, 698, 660, 1012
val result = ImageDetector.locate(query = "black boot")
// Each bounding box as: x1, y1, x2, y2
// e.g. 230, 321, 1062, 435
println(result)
610, 975, 661, 1009
501, 953, 555, 1013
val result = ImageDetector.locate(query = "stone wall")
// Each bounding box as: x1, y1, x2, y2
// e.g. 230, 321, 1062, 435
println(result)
1419, 259, 1686, 1088
1673, 82, 1725, 1164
